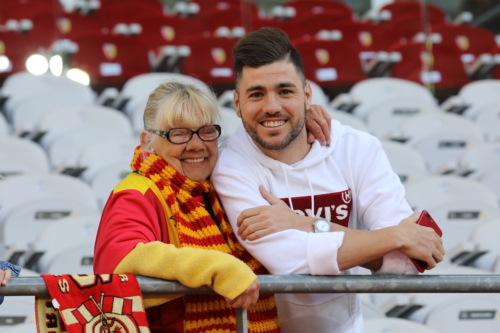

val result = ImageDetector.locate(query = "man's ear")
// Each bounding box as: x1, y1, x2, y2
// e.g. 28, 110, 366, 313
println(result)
304, 81, 312, 110
140, 131, 152, 150
233, 90, 242, 118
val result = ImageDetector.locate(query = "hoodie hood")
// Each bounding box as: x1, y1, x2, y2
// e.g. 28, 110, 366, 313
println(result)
226, 119, 347, 172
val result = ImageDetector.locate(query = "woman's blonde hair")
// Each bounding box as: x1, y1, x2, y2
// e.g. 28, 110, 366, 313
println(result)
143, 81, 220, 147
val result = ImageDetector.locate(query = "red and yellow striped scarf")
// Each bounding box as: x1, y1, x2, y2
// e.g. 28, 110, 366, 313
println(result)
131, 147, 280, 333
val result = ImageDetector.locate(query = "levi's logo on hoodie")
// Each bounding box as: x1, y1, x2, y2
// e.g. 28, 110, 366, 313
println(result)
280, 189, 352, 227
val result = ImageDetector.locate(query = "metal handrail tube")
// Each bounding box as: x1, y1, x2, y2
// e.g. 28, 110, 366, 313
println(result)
2, 274, 500, 296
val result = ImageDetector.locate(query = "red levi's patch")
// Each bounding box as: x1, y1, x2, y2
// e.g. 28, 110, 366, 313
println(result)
36, 274, 150, 333
280, 189, 352, 227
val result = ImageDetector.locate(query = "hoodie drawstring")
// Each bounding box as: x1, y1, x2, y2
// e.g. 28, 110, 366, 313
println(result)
281, 164, 294, 211
305, 169, 315, 217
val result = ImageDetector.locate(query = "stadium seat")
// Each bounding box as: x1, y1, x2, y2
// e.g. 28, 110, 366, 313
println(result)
2, 323, 37, 333
1, 72, 95, 120
77, 137, 139, 183
0, 113, 8, 136
181, 36, 238, 94
328, 110, 369, 133
393, 113, 486, 173
252, 17, 306, 41
440, 80, 500, 119
91, 160, 133, 209
330, 77, 437, 119
23, 215, 100, 273
405, 176, 500, 251
0, 137, 50, 178
382, 11, 444, 41
365, 318, 439, 333
475, 106, 500, 142
45, 241, 95, 275
480, 170, 500, 204
29, 13, 105, 51
456, 143, 500, 179
284, 0, 353, 21
117, 72, 212, 116
295, 12, 354, 36
380, 140, 429, 186
48, 125, 133, 172
70, 34, 151, 88
308, 80, 330, 108
360, 297, 386, 320
0, 32, 36, 81
11, 91, 95, 135
0, 174, 99, 224
293, 38, 366, 98
0, 297, 35, 333
366, 97, 440, 138
96, 0, 165, 28
35, 104, 133, 150
193, 8, 256, 36
379, 2, 446, 25
390, 41, 470, 102
219, 107, 241, 142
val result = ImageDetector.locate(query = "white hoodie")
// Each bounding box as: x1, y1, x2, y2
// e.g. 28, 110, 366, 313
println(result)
212, 119, 418, 333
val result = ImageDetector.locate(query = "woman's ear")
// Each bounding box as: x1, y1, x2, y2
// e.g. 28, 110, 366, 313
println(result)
140, 131, 152, 150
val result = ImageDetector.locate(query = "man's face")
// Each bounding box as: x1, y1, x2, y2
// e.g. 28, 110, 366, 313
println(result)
233, 61, 312, 152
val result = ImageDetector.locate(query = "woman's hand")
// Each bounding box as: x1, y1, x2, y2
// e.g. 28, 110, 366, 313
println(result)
237, 186, 314, 241
0, 269, 12, 286
225, 279, 260, 309
305, 104, 331, 146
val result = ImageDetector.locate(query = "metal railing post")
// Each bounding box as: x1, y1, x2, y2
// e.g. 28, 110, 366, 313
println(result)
236, 308, 248, 333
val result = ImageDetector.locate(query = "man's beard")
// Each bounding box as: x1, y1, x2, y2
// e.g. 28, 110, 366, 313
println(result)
242, 108, 306, 151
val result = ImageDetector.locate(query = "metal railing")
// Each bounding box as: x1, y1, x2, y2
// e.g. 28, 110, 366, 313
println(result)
3, 275, 500, 333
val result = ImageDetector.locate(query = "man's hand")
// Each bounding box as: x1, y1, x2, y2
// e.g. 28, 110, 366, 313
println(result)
225, 279, 260, 309
237, 186, 314, 241
0, 269, 12, 286
395, 212, 445, 270
305, 104, 331, 146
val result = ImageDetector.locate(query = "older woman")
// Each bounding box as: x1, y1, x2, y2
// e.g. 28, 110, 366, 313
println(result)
94, 82, 282, 333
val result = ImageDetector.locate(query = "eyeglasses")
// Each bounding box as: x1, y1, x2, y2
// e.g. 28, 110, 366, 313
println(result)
147, 124, 221, 144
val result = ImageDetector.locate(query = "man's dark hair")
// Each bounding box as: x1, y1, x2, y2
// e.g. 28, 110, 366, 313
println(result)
233, 28, 306, 88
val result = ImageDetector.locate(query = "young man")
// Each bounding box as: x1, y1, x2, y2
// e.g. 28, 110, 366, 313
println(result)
211, 28, 444, 333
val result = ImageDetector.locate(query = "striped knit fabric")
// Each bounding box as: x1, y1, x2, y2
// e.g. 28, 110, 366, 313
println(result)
131, 147, 281, 333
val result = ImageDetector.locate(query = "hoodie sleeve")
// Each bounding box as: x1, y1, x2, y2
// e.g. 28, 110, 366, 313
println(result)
345, 133, 418, 275
212, 149, 345, 276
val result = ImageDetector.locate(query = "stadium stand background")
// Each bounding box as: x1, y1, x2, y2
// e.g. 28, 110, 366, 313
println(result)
2, 0, 500, 332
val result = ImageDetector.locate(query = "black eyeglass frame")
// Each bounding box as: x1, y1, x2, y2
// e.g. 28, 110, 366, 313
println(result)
147, 124, 222, 144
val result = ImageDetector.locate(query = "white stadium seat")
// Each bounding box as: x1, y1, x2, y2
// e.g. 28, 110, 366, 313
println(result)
308, 80, 329, 108
406, 176, 500, 251
445, 80, 500, 119
118, 73, 213, 116
327, 109, 369, 133
2, 323, 37, 333
475, 106, 500, 142
77, 137, 138, 183
0, 297, 35, 333
1, 72, 95, 119
219, 106, 242, 142
366, 98, 440, 138
45, 241, 95, 275
331, 78, 437, 119
395, 113, 486, 172
0, 113, 9, 136
48, 125, 133, 171
381, 140, 429, 186
35, 104, 133, 150
365, 318, 439, 333
91, 160, 132, 209
24, 215, 100, 273
0, 137, 50, 177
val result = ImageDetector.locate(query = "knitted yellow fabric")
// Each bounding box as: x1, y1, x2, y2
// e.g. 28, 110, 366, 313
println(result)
131, 147, 280, 333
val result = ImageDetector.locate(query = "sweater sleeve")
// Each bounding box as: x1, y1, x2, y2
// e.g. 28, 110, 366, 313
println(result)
212, 151, 344, 276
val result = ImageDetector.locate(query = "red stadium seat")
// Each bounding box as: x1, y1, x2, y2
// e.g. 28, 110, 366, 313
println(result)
293, 38, 366, 98
0, 0, 63, 21
284, 0, 353, 20
30, 13, 105, 50
491, 46, 500, 80
296, 11, 355, 36
252, 18, 305, 40
383, 11, 446, 40
432, 23, 497, 62
97, 0, 165, 28
380, 2, 446, 23
191, 0, 258, 16
390, 41, 469, 101
137, 14, 195, 52
70, 34, 151, 89
0, 32, 37, 80
180, 36, 238, 94
194, 7, 258, 36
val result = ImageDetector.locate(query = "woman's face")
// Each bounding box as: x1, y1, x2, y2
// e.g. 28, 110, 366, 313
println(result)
146, 122, 219, 183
